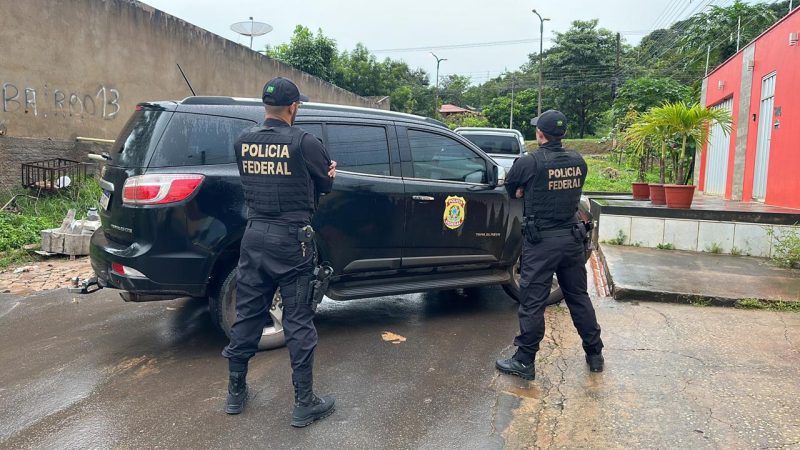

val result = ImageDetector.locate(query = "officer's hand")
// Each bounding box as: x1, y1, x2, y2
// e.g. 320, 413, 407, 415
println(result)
516, 188, 524, 199
328, 160, 337, 178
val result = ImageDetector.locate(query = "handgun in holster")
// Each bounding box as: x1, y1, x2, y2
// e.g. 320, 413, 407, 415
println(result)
522, 215, 542, 244
308, 264, 333, 312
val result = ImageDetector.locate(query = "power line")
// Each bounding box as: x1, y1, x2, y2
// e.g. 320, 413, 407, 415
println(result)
372, 30, 658, 54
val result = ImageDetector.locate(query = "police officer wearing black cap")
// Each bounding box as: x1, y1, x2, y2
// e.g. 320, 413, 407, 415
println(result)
222, 77, 338, 427
495, 110, 604, 380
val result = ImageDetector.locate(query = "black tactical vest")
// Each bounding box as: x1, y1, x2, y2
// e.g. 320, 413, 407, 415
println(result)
235, 125, 314, 214
523, 146, 587, 230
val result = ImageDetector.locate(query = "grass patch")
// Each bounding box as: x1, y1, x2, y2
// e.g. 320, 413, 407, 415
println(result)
656, 243, 675, 250
562, 138, 613, 155
689, 296, 712, 307
704, 242, 723, 254
0, 178, 101, 265
735, 298, 800, 312
767, 226, 800, 269
603, 230, 627, 246
583, 155, 659, 193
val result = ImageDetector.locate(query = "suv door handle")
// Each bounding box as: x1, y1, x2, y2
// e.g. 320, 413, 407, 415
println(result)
412, 195, 435, 201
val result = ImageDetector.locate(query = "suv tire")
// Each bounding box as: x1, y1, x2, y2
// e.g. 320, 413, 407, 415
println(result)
502, 255, 564, 306
209, 266, 286, 351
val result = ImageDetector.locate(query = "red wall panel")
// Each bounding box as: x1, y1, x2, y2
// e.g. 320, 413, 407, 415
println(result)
746, 13, 800, 208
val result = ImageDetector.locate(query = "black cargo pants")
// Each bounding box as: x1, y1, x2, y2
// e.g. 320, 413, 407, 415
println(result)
513, 226, 603, 364
222, 220, 317, 389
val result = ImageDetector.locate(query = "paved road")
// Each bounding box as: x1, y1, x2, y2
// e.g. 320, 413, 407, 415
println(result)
1, 280, 799, 449
0, 287, 523, 449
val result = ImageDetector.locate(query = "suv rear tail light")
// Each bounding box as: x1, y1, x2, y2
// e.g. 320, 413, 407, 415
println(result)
111, 262, 147, 278
122, 174, 204, 205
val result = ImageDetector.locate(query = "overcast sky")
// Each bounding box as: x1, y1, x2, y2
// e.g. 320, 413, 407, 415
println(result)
141, 0, 725, 84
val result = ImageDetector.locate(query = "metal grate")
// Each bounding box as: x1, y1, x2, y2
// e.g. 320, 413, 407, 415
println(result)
21, 158, 89, 190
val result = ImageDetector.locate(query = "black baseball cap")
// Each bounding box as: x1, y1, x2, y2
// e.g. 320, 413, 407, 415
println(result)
262, 77, 309, 106
530, 110, 568, 138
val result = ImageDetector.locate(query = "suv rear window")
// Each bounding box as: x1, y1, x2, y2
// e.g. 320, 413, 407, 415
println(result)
111, 108, 172, 167
462, 134, 521, 155
148, 113, 255, 167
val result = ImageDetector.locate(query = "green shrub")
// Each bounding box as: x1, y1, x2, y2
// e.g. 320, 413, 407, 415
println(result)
0, 177, 101, 253
656, 243, 675, 250
604, 230, 626, 246
767, 226, 800, 269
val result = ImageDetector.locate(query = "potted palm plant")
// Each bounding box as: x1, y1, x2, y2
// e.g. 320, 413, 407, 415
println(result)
649, 102, 732, 208
625, 113, 670, 205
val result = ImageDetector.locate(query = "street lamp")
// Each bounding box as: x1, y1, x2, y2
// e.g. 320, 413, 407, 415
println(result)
532, 9, 550, 117
431, 52, 447, 117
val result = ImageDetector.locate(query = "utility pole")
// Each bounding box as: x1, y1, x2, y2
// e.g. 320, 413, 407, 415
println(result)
736, 16, 741, 51
532, 9, 550, 117
431, 52, 447, 118
705, 44, 712, 76
613, 32, 621, 99
509, 75, 515, 129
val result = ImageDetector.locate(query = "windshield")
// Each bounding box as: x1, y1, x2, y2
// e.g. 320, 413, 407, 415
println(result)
461, 134, 522, 155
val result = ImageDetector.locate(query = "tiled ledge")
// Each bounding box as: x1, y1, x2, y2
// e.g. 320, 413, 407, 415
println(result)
598, 214, 798, 257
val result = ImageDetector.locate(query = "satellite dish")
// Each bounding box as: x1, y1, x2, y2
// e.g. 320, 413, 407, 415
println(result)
231, 18, 273, 49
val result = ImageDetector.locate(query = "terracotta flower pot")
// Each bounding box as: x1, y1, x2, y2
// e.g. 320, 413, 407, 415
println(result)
664, 184, 696, 209
632, 182, 650, 200
648, 183, 666, 205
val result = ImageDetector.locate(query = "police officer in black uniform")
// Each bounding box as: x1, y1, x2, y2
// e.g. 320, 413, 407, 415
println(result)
495, 110, 604, 380
222, 77, 337, 427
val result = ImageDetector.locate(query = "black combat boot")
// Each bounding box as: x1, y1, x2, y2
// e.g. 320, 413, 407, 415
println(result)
586, 352, 604, 372
495, 357, 535, 380
225, 371, 248, 415
291, 383, 335, 428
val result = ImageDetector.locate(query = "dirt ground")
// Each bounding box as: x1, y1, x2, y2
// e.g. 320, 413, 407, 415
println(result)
0, 256, 93, 297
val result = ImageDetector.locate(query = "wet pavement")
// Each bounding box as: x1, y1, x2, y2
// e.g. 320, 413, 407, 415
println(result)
603, 245, 800, 305
1, 278, 799, 448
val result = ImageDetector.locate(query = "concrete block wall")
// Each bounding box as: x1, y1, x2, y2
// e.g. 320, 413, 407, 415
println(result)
598, 214, 797, 258
0, 137, 106, 192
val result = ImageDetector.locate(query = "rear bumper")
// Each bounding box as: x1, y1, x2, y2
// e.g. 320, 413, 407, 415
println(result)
89, 229, 209, 298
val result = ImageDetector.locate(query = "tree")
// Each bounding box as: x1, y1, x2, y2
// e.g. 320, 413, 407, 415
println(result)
439, 75, 471, 107
677, 1, 778, 76
612, 77, 692, 131
541, 20, 619, 138
482, 89, 539, 139
267, 26, 338, 82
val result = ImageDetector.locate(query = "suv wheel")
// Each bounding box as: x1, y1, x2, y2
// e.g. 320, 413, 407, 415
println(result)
502, 255, 564, 306
210, 267, 286, 350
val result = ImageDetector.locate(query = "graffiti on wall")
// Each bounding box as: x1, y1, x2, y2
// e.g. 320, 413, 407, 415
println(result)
1, 81, 120, 120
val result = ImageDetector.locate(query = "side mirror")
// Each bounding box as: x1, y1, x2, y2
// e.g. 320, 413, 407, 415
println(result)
494, 165, 506, 187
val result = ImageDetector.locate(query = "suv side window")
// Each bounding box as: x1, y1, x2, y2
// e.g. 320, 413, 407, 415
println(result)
298, 123, 324, 142
326, 124, 391, 176
148, 113, 254, 167
408, 130, 488, 183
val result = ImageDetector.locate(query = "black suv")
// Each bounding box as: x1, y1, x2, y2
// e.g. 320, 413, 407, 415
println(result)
90, 97, 592, 349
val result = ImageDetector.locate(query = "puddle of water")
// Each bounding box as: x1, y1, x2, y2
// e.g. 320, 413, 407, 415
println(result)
505, 385, 541, 399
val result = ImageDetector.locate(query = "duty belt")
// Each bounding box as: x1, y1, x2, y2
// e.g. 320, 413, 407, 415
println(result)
248, 221, 298, 236
538, 227, 575, 238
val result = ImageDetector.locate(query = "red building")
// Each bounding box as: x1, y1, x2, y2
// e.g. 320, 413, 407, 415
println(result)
700, 8, 800, 209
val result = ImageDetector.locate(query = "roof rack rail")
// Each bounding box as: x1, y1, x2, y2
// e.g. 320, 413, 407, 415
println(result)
177, 96, 447, 128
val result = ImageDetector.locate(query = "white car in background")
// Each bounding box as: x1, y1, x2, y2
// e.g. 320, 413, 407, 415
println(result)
455, 127, 527, 171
